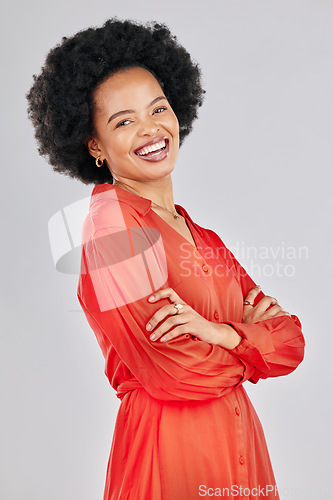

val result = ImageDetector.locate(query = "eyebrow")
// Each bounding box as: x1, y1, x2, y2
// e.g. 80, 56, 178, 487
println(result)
107, 96, 167, 125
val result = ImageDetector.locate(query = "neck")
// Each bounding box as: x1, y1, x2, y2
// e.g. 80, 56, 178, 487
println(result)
113, 175, 176, 212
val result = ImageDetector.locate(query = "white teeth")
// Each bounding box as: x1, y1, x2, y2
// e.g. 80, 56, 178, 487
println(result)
136, 139, 166, 156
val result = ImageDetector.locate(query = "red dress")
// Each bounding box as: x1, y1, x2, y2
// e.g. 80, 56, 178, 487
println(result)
77, 184, 305, 500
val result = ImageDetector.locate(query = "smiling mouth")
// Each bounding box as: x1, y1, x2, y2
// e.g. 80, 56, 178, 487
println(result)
134, 138, 169, 162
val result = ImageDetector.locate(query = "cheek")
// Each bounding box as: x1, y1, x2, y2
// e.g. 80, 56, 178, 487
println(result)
172, 111, 179, 129
175, 118, 180, 135
167, 112, 180, 136
173, 118, 180, 146
104, 132, 132, 157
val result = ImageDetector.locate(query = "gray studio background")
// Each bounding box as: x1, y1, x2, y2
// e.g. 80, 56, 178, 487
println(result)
2, 1, 332, 498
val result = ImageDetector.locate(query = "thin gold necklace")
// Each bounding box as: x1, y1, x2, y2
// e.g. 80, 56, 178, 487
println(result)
113, 181, 181, 220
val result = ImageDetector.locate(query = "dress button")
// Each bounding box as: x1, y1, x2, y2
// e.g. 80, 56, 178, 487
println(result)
214, 311, 219, 320
239, 456, 245, 465
235, 407, 240, 416
202, 264, 209, 273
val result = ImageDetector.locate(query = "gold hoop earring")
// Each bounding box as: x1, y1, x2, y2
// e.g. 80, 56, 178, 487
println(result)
96, 157, 104, 167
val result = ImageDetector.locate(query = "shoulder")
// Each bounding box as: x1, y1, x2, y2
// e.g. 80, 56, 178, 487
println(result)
198, 224, 228, 249
88, 185, 141, 231
80, 186, 143, 245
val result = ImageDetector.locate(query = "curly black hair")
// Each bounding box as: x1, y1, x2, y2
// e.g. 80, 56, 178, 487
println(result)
26, 18, 206, 185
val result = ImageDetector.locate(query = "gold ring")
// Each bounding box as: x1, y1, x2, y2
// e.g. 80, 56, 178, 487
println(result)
243, 300, 254, 307
173, 303, 184, 314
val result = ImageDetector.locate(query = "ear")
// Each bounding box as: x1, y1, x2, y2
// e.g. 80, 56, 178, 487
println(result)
85, 136, 103, 160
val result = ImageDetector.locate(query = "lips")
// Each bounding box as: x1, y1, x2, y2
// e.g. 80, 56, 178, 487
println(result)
133, 136, 169, 162
134, 137, 168, 155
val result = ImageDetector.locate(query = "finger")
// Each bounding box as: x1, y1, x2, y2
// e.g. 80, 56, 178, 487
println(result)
271, 310, 291, 318
243, 285, 261, 306
151, 313, 189, 342
148, 287, 183, 306
160, 324, 189, 343
260, 304, 283, 320
254, 296, 278, 315
146, 303, 186, 333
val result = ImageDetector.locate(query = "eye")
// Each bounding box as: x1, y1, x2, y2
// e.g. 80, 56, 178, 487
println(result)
153, 106, 167, 114
116, 119, 131, 128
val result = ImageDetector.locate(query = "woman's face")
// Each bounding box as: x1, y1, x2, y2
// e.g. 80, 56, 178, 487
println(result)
87, 67, 180, 183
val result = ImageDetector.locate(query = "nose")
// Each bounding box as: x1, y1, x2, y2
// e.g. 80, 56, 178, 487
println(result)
138, 114, 160, 137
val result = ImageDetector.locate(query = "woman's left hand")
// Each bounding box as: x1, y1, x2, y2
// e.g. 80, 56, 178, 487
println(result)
146, 287, 220, 344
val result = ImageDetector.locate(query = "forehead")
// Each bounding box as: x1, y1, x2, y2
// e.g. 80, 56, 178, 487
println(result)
93, 67, 163, 113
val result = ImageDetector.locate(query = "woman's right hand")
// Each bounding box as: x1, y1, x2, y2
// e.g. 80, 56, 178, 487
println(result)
242, 286, 291, 324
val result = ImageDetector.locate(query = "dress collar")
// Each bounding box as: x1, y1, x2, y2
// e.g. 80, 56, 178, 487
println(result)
90, 183, 151, 215
90, 183, 203, 237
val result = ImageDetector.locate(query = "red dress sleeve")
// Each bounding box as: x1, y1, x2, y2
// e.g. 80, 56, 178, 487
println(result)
206, 230, 306, 384
77, 202, 258, 402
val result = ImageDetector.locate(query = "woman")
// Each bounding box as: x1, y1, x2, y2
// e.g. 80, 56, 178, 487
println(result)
26, 18, 305, 500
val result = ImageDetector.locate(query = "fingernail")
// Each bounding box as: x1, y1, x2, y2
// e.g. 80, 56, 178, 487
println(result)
256, 285, 261, 290
148, 295, 155, 302
146, 323, 152, 331
150, 333, 156, 340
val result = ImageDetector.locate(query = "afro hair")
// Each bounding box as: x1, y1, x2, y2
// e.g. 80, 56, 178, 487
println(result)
26, 18, 206, 185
